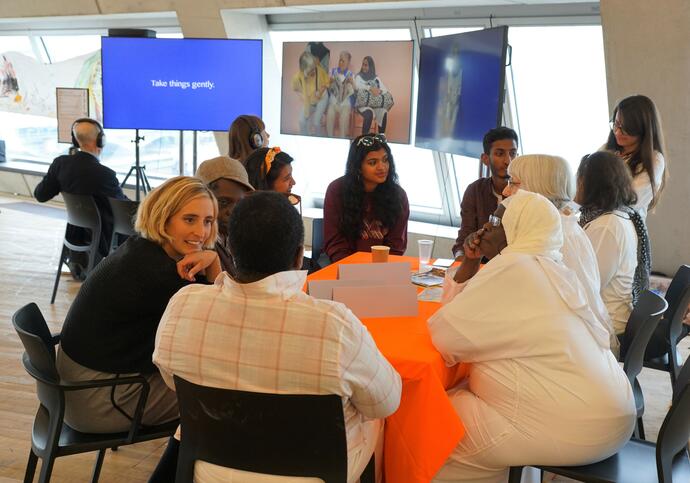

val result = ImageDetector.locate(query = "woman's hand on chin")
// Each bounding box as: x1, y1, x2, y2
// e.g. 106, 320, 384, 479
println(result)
176, 250, 219, 281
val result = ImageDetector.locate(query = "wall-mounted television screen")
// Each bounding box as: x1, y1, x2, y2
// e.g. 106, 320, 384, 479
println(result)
101, 37, 262, 131
415, 26, 508, 157
280, 40, 414, 144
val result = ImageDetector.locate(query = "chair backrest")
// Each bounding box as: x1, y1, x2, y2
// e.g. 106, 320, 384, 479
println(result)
311, 217, 324, 261
108, 197, 139, 237
61, 192, 101, 234
663, 265, 690, 345
622, 290, 669, 385
656, 356, 690, 482
12, 303, 62, 412
173, 375, 348, 483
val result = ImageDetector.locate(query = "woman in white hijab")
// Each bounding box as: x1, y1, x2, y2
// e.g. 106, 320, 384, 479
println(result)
430, 191, 636, 483
503, 154, 619, 355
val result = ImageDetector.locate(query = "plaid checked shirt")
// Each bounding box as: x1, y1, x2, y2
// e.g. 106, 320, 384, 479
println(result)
153, 269, 401, 457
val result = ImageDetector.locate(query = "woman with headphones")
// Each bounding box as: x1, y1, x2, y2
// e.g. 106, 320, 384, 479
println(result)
228, 114, 269, 165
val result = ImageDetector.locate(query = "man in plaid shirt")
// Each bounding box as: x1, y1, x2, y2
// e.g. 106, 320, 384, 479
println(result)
153, 191, 401, 482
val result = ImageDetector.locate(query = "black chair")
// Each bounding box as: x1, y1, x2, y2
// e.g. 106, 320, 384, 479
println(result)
13, 303, 178, 483
619, 290, 669, 439
311, 217, 324, 262
173, 375, 374, 483
107, 197, 139, 253
50, 193, 102, 304
645, 265, 690, 387
507, 356, 690, 483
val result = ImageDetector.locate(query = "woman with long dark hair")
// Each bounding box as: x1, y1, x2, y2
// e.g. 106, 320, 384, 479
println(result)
605, 95, 666, 218
577, 151, 650, 336
244, 147, 296, 195
323, 134, 409, 262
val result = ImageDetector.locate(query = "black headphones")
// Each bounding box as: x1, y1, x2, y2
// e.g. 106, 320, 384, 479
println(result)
240, 115, 264, 150
71, 118, 105, 149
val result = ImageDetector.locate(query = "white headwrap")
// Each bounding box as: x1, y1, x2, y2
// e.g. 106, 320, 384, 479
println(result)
501, 190, 563, 262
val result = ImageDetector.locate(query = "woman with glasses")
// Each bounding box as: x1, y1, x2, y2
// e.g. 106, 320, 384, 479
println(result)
577, 151, 650, 336
323, 134, 409, 262
604, 95, 667, 219
502, 154, 618, 353
430, 190, 635, 483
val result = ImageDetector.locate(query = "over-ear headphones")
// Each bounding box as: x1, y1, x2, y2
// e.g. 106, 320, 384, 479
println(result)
71, 118, 105, 149
240, 115, 264, 150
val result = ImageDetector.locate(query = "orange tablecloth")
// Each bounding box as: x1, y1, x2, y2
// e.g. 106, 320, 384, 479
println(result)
307, 252, 469, 483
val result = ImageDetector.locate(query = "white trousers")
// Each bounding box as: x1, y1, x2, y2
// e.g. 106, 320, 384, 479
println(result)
433, 388, 631, 483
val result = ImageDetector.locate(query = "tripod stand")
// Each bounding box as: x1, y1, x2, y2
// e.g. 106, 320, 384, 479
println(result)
121, 129, 151, 202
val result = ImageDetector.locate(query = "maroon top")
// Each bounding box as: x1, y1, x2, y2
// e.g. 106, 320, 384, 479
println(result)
452, 177, 501, 257
323, 176, 410, 262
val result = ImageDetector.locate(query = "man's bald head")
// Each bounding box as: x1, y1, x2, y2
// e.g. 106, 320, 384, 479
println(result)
73, 120, 103, 154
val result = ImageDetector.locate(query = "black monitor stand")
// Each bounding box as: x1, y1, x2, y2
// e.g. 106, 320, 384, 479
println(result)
121, 129, 151, 202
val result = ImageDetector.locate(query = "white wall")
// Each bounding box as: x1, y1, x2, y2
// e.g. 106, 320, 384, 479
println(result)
601, 0, 690, 275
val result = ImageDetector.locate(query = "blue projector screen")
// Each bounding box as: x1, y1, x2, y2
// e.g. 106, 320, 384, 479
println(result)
101, 37, 262, 131
415, 27, 508, 158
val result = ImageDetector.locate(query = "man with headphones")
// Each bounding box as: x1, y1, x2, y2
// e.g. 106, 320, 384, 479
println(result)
34, 118, 127, 279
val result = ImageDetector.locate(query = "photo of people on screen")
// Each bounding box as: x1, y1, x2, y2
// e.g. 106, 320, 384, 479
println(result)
292, 51, 330, 136
354, 56, 394, 136
281, 41, 413, 144
326, 51, 355, 138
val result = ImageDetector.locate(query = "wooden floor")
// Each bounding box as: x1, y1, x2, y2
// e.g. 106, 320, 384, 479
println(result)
0, 193, 686, 482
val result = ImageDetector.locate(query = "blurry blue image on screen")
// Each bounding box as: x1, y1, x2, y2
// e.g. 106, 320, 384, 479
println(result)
415, 27, 507, 158
101, 37, 262, 131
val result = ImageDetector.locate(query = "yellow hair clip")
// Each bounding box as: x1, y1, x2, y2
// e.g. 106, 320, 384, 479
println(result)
264, 146, 281, 176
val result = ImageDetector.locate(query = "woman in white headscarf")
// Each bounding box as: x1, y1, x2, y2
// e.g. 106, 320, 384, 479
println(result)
430, 191, 636, 483
503, 154, 618, 355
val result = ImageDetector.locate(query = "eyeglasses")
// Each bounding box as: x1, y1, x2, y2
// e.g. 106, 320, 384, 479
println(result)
356, 134, 387, 147
264, 146, 281, 175
488, 214, 502, 227
609, 120, 629, 136
507, 178, 521, 189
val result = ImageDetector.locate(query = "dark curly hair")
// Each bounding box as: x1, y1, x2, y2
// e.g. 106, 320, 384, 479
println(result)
339, 135, 404, 239
228, 191, 304, 277
244, 147, 293, 191
605, 94, 666, 209
576, 151, 637, 212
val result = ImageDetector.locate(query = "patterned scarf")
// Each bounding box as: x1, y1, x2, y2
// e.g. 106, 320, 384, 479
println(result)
579, 206, 651, 305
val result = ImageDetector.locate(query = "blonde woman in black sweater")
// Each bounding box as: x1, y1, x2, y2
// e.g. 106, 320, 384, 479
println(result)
56, 176, 221, 433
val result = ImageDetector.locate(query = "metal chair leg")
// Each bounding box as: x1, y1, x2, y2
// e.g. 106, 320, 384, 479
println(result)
23, 450, 38, 483
50, 246, 67, 304
37, 455, 55, 483
91, 449, 106, 483
636, 416, 646, 440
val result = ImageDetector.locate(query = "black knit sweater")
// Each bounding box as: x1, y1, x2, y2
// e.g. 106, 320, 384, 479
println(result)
60, 236, 205, 374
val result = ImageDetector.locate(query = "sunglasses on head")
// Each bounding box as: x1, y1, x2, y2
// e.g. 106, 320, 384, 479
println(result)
355, 134, 387, 147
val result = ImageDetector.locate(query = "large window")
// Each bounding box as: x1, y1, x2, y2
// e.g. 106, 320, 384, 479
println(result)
508, 25, 609, 173
1, 16, 608, 228
0, 32, 219, 178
